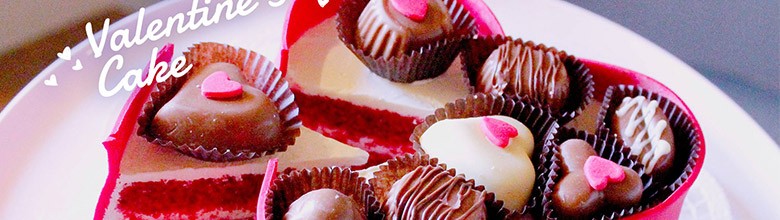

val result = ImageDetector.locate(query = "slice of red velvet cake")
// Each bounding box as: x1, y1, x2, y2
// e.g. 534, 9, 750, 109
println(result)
95, 45, 369, 220
102, 126, 368, 219
285, 17, 471, 164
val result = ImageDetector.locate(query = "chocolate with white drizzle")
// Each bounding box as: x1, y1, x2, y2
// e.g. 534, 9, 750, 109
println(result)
610, 95, 675, 176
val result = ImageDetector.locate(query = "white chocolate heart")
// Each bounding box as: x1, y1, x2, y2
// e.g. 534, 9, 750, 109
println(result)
419, 115, 535, 210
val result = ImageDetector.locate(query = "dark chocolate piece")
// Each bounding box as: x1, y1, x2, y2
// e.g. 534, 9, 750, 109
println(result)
284, 188, 365, 220
355, 0, 453, 58
151, 62, 284, 152
610, 95, 675, 177
385, 165, 486, 220
477, 40, 570, 112
552, 139, 642, 218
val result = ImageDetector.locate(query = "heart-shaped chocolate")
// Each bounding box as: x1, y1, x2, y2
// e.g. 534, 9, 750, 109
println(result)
552, 139, 642, 218
419, 115, 535, 210
151, 62, 283, 152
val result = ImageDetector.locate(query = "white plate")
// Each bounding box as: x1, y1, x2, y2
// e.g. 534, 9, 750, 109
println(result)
1, 0, 777, 219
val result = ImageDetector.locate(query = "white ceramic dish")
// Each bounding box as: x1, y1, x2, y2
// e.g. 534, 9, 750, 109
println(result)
1, 0, 777, 219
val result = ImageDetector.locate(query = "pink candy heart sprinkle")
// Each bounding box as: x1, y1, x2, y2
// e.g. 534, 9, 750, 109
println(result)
480, 117, 519, 148
200, 71, 242, 99
390, 0, 428, 22
583, 156, 626, 191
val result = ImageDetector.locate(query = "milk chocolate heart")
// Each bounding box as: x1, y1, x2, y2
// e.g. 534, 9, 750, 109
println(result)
151, 62, 284, 152
552, 139, 642, 218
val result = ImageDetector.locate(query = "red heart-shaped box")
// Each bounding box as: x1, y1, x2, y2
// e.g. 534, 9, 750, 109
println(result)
279, 0, 705, 219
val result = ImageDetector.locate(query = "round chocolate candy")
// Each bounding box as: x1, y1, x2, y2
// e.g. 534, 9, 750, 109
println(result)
477, 40, 570, 112
284, 188, 365, 220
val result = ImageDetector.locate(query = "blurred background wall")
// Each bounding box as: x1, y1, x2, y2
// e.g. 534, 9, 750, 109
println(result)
565, 0, 779, 142
1, 0, 778, 142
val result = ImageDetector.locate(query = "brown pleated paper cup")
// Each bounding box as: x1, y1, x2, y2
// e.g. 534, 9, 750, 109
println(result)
336, 0, 476, 83
263, 166, 382, 220
540, 128, 656, 219
595, 85, 703, 210
137, 42, 302, 161
369, 153, 525, 219
460, 36, 595, 125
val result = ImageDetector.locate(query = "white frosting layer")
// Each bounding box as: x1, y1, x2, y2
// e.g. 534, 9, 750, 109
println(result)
119, 127, 369, 182
286, 17, 470, 118
419, 116, 535, 211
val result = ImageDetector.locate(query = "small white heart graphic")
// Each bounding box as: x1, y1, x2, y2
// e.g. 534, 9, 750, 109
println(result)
57, 47, 72, 61
44, 75, 58, 87
318, 0, 328, 8
72, 59, 83, 71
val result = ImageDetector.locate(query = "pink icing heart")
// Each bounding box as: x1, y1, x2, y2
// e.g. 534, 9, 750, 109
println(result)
583, 156, 626, 191
390, 0, 428, 22
201, 71, 243, 99
480, 117, 518, 148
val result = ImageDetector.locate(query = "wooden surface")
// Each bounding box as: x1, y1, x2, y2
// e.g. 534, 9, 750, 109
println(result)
0, 9, 128, 111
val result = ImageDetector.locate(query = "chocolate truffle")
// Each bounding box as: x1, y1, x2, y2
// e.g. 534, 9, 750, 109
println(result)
552, 139, 643, 218
610, 95, 675, 176
355, 0, 453, 58
477, 40, 570, 112
151, 62, 284, 152
419, 115, 535, 211
385, 165, 487, 219
284, 188, 365, 220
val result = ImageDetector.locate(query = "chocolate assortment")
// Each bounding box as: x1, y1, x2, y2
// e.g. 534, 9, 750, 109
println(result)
132, 1, 703, 218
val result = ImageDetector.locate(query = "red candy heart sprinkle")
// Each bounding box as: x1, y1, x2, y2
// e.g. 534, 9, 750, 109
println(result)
583, 156, 626, 191
390, 0, 428, 22
480, 117, 518, 148
201, 71, 243, 99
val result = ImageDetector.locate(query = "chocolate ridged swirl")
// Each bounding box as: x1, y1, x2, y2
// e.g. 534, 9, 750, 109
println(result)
356, 0, 453, 58
385, 166, 487, 220
477, 40, 570, 112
